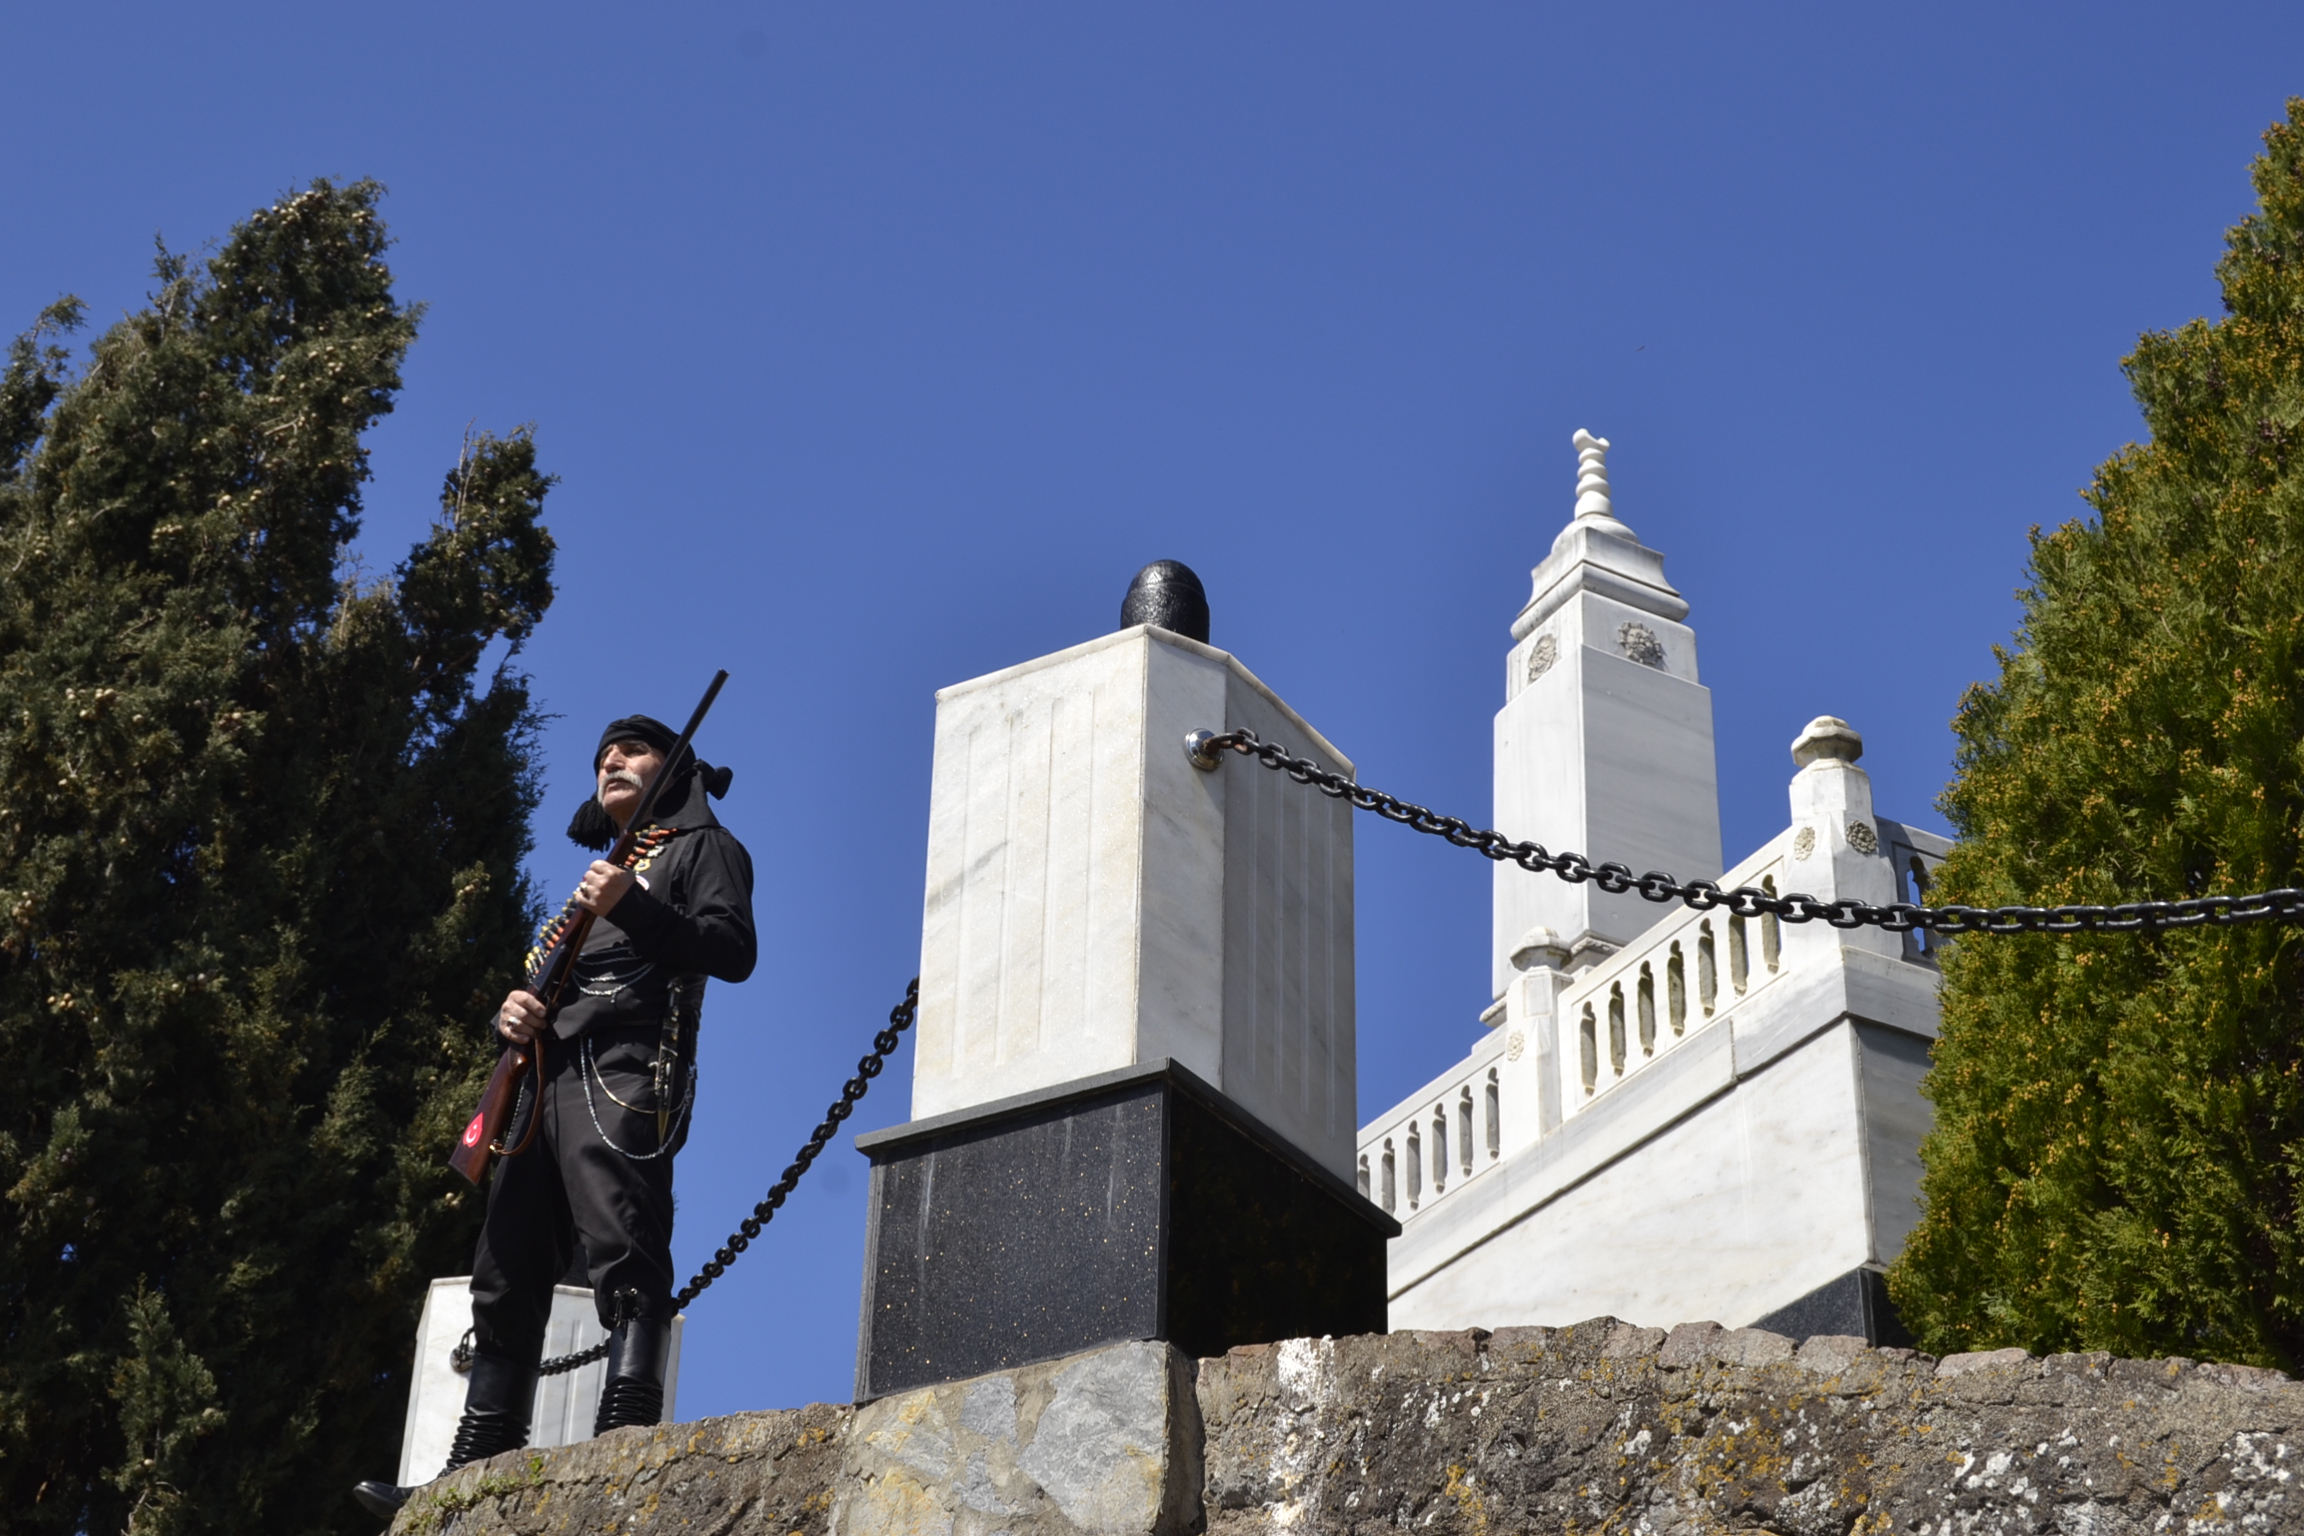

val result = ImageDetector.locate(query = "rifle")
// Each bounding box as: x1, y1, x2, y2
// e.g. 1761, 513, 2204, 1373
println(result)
449, 670, 730, 1185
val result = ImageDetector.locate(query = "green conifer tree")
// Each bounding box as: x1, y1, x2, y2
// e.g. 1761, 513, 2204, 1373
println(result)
0, 181, 555, 1533
1889, 103, 2304, 1368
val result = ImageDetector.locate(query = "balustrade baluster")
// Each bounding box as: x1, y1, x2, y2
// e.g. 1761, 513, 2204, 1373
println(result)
1698, 922, 1717, 1016
1637, 963, 1656, 1054
1668, 942, 1686, 1034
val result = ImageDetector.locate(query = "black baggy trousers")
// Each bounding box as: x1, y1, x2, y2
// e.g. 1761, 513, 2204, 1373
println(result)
469, 1022, 686, 1360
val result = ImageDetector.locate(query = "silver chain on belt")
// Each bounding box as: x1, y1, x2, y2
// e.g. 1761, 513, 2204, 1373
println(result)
576, 1036, 696, 1161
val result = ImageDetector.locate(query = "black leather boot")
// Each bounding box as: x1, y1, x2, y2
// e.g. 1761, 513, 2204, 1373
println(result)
352, 1350, 539, 1520
592, 1312, 672, 1434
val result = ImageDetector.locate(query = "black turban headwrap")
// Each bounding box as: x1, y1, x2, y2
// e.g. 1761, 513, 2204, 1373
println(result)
565, 713, 734, 850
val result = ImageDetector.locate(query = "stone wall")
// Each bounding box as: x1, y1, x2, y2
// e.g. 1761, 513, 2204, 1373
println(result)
388, 1321, 2304, 1536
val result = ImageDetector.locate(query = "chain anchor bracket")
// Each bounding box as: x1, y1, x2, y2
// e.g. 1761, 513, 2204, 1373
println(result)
1185, 729, 1224, 771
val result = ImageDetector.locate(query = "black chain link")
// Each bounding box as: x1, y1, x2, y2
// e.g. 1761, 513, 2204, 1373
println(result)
536, 1346, 597, 1378
1190, 728, 2304, 937
536, 978, 920, 1377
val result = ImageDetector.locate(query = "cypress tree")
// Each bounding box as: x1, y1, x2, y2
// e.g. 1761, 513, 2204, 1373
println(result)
0, 182, 555, 1532
1889, 103, 2304, 1368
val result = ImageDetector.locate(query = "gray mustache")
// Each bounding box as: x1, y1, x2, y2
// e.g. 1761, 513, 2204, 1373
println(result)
602, 768, 644, 793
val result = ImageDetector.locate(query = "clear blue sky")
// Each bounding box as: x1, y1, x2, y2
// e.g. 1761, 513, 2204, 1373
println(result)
5, 2, 2297, 1423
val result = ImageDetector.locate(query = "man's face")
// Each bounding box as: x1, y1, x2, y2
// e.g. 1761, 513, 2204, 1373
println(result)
597, 739, 667, 826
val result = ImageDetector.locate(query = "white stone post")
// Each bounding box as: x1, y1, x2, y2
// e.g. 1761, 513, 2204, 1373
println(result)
395, 1280, 681, 1485
1496, 927, 1570, 1141
1779, 716, 1902, 965
912, 625, 1358, 1177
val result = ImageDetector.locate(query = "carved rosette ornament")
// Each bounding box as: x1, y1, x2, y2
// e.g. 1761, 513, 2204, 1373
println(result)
1793, 827, 1816, 861
1846, 820, 1879, 855
1526, 633, 1558, 681
1506, 1031, 1526, 1061
1617, 622, 1665, 669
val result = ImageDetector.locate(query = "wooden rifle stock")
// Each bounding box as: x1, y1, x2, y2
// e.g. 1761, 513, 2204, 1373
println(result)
448, 1041, 535, 1183
447, 670, 730, 1185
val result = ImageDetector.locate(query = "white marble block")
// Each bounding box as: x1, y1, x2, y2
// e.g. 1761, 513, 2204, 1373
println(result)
913, 625, 1357, 1177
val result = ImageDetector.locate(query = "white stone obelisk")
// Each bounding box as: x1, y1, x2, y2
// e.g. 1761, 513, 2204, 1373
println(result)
1491, 431, 1723, 1001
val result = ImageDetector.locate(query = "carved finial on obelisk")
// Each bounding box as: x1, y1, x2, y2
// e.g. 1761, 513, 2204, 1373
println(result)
1571, 429, 1612, 520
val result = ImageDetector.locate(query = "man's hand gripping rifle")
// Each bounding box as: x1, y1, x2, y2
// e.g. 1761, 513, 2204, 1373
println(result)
448, 670, 730, 1185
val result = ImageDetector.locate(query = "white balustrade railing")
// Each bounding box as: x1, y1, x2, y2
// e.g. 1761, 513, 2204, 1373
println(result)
1355, 822, 1949, 1224
1356, 1025, 1509, 1220
1556, 832, 1794, 1120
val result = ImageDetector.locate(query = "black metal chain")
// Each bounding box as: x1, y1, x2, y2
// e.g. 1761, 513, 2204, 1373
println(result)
536, 978, 920, 1377
524, 715, 2304, 1381
1188, 728, 2304, 937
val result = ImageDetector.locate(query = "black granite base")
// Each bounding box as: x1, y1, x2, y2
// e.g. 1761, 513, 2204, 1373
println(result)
853, 1060, 1398, 1400
1751, 1265, 1915, 1347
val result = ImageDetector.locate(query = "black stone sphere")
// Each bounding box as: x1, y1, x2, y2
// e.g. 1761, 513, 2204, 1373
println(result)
1119, 560, 1210, 643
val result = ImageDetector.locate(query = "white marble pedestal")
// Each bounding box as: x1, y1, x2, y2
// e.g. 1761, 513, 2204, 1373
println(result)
860, 621, 1390, 1397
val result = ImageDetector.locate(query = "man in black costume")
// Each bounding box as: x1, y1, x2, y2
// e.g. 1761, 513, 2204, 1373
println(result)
357, 716, 756, 1520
